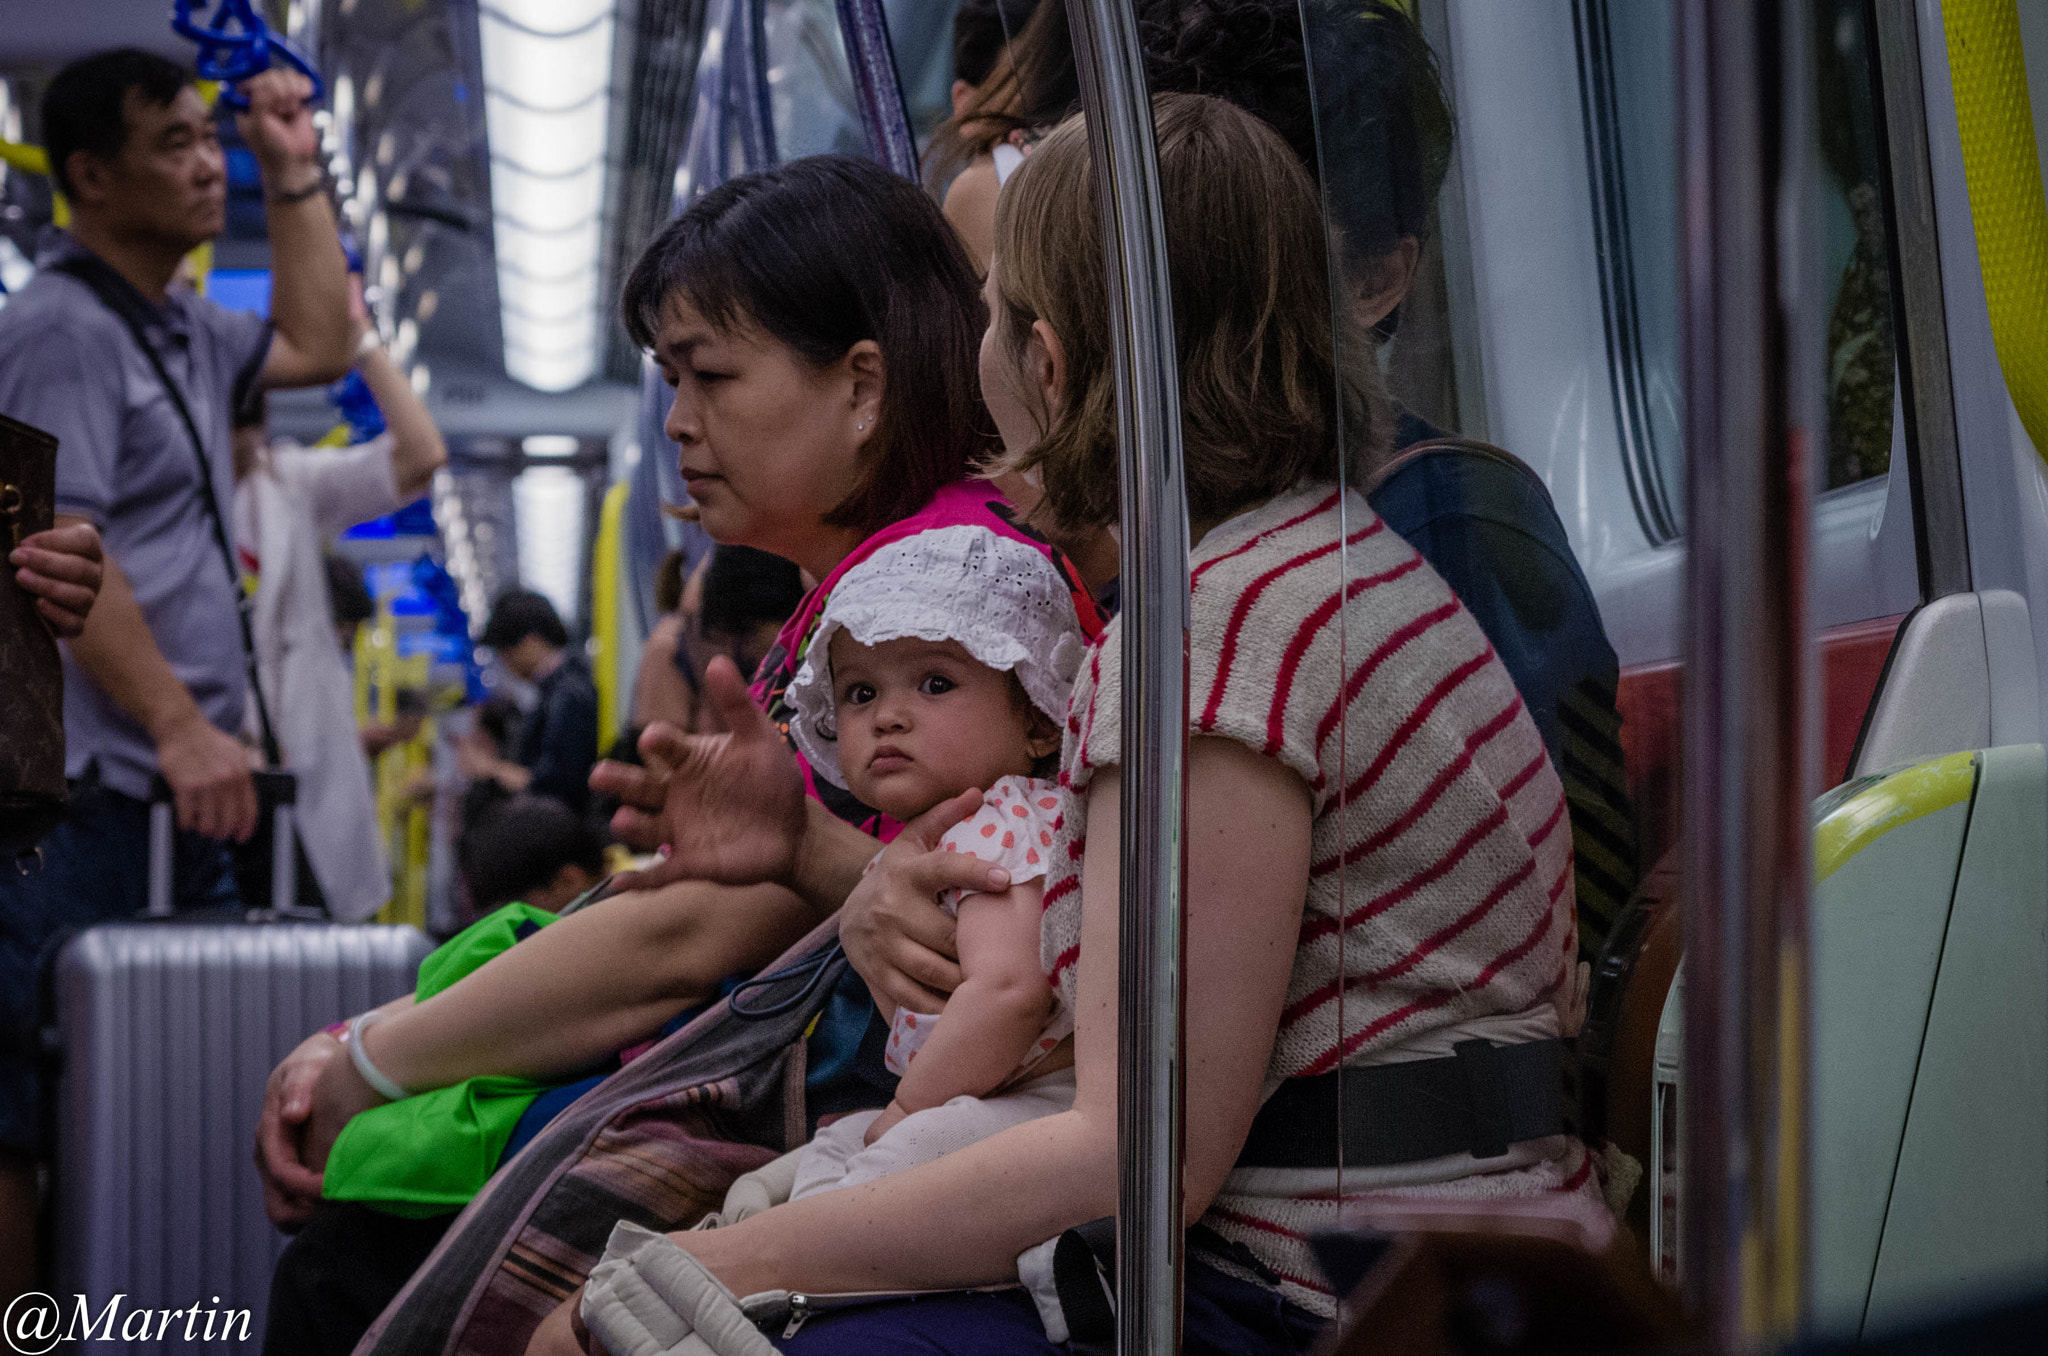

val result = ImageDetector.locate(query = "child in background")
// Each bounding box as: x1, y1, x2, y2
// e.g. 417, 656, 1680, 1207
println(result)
460, 794, 607, 914
780, 522, 1085, 1188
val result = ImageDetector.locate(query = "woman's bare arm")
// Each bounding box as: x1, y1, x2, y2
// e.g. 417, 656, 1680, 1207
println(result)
362, 880, 816, 1089
626, 742, 1313, 1297
941, 156, 1001, 274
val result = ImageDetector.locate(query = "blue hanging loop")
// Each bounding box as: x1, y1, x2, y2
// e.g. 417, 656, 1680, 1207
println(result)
727, 943, 848, 1021
172, 0, 326, 110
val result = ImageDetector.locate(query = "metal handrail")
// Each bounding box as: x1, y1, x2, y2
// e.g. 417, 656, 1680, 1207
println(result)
732, 0, 779, 172
1064, 2, 1192, 1353
832, 0, 919, 181
1870, 0, 1972, 600
1679, 0, 1816, 1345
673, 0, 738, 204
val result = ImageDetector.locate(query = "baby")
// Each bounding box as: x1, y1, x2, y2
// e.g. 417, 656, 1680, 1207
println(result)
782, 522, 1088, 1192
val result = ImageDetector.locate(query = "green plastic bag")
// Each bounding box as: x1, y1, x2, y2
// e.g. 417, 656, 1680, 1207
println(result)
321, 903, 561, 1216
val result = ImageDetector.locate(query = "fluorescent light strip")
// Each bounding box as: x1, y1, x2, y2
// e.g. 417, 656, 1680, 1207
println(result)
480, 0, 617, 392
513, 464, 587, 625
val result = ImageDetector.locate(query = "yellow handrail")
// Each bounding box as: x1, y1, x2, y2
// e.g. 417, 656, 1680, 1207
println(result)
590, 480, 631, 744
1943, 0, 2048, 463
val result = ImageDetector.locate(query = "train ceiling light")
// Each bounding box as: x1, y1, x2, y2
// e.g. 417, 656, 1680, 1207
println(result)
479, 0, 618, 393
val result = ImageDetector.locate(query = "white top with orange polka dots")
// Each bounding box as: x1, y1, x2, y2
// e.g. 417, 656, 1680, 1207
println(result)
885, 776, 1070, 1078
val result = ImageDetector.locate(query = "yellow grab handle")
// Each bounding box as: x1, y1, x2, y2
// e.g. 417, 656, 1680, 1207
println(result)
1943, 0, 2048, 465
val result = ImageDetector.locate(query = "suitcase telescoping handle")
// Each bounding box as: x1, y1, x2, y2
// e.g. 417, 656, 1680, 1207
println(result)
147, 769, 298, 917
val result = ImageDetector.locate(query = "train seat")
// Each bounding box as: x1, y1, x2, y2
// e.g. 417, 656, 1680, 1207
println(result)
1601, 747, 2048, 1337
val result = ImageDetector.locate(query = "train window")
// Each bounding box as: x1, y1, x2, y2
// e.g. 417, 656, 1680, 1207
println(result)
1573, 0, 1684, 543
764, 0, 864, 160
1577, 0, 1901, 543
763, 0, 961, 163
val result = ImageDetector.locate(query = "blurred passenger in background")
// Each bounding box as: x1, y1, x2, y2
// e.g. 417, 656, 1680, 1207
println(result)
325, 552, 375, 658
629, 549, 698, 734
455, 693, 523, 835
231, 280, 449, 922
468, 590, 597, 815
362, 686, 427, 761
692, 543, 805, 732
460, 794, 607, 914
949, 0, 1042, 117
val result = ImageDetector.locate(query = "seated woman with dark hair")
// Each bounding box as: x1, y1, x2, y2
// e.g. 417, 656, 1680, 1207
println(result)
254, 151, 1101, 1356
533, 92, 1598, 1356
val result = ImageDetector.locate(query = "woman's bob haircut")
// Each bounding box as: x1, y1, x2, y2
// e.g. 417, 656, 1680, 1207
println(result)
621, 155, 993, 539
987, 93, 1390, 533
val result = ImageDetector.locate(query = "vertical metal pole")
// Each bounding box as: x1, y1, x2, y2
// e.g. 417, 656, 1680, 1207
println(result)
731, 0, 779, 169
271, 805, 296, 916
831, 0, 919, 181
1869, 0, 1971, 601
1679, 0, 1815, 1346
148, 801, 175, 918
1064, 3, 1191, 1353
673, 0, 736, 202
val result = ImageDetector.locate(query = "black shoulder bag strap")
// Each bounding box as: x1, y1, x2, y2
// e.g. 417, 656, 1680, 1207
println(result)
53, 255, 282, 767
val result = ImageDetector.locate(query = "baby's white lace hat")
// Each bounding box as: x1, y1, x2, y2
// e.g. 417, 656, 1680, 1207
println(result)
786, 524, 1088, 789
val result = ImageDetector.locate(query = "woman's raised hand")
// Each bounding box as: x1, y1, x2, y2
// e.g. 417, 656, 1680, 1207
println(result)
592, 655, 809, 891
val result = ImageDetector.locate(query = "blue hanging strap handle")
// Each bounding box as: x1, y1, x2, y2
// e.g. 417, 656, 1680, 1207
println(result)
172, 0, 325, 110
727, 941, 849, 1021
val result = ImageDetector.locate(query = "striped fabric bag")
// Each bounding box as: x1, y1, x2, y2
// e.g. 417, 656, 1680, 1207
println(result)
354, 919, 846, 1356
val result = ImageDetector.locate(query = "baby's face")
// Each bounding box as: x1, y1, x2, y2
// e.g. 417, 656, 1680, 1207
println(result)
830, 633, 1042, 821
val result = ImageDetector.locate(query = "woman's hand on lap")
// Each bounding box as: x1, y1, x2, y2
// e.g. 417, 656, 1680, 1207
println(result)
592, 656, 809, 890
252, 1031, 341, 1228
299, 1030, 395, 1175
841, 790, 1009, 1014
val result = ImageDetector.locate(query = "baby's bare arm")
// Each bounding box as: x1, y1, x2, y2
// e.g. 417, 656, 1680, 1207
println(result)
888, 882, 1051, 1118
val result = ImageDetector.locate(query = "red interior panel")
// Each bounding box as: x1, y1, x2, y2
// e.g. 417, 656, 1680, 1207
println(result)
1613, 612, 1906, 871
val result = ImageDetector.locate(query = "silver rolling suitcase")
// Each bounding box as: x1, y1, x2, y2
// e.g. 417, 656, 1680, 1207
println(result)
51, 922, 430, 1352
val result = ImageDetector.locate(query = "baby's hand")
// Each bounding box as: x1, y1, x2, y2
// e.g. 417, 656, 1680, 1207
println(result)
863, 1100, 909, 1147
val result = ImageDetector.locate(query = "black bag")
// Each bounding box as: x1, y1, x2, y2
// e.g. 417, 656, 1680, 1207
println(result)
0, 412, 65, 860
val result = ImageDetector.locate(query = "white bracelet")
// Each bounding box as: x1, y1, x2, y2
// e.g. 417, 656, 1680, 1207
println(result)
347, 1010, 414, 1101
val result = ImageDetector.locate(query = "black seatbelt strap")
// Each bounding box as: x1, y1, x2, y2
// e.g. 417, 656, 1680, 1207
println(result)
1236, 1037, 1568, 1170
54, 255, 281, 766
1052, 1217, 1117, 1354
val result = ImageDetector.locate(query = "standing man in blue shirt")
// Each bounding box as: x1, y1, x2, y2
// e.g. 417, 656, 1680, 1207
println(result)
0, 49, 352, 1292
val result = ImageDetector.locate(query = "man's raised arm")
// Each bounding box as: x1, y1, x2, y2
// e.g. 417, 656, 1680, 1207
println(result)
240, 71, 350, 389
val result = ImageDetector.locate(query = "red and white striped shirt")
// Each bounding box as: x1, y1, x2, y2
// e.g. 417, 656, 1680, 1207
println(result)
1039, 482, 1587, 1310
